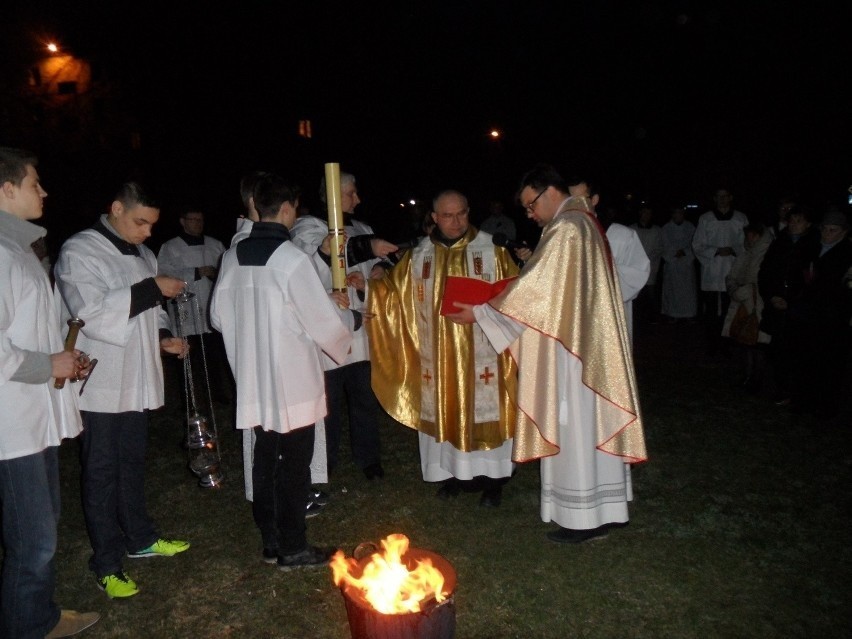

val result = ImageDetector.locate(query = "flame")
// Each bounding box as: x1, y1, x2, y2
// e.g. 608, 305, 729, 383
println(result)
330, 534, 447, 614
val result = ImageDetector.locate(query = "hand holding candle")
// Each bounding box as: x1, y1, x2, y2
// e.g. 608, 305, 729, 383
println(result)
54, 318, 84, 389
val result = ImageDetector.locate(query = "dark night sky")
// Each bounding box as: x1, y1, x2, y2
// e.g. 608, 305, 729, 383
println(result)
3, 1, 850, 247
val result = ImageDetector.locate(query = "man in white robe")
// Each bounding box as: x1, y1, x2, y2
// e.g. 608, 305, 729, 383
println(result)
661, 207, 698, 320
692, 188, 748, 350
0, 146, 100, 638
157, 208, 231, 404
157, 209, 225, 336
368, 190, 519, 507
567, 178, 650, 344
290, 172, 396, 482
54, 181, 191, 599
210, 173, 353, 570
448, 165, 647, 543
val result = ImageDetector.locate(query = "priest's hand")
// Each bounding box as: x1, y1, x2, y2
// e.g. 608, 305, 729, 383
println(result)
514, 246, 532, 262
370, 238, 399, 258
369, 264, 389, 280
446, 302, 476, 325
161, 337, 189, 359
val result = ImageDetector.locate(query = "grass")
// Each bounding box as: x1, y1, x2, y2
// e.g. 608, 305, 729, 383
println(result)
45, 321, 852, 638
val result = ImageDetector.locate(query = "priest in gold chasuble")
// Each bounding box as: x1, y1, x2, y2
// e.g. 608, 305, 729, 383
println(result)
447, 165, 647, 544
367, 190, 519, 506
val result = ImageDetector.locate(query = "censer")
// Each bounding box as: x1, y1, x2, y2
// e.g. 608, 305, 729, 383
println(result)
172, 288, 224, 488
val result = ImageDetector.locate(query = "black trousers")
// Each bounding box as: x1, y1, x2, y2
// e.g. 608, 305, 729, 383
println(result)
80, 410, 158, 578
251, 425, 314, 554
324, 361, 382, 472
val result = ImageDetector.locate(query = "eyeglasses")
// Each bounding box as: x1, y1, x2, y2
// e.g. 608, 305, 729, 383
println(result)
523, 188, 547, 213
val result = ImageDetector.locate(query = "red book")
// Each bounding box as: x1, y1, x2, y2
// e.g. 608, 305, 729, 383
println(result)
439, 276, 517, 316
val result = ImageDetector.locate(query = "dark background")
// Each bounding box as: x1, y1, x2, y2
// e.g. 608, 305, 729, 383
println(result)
2, 1, 850, 251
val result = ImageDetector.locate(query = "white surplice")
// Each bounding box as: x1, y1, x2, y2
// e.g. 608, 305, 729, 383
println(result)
212, 229, 351, 500
692, 210, 749, 292
54, 223, 169, 414
606, 223, 650, 343
0, 213, 82, 459
157, 234, 225, 334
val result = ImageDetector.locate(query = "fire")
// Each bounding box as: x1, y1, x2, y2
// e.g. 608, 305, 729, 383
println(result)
330, 534, 448, 614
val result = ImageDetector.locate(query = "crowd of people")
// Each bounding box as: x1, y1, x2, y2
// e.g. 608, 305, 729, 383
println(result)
571, 187, 851, 422
3, 141, 849, 637
647, 188, 851, 421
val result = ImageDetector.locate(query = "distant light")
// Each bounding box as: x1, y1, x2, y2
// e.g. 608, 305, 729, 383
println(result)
399, 202, 406, 208
489, 129, 501, 139
686, 204, 699, 209
409, 199, 416, 205
47, 43, 59, 53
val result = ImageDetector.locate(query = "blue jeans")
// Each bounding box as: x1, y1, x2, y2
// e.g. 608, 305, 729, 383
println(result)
0, 447, 62, 639
324, 361, 382, 472
80, 411, 158, 578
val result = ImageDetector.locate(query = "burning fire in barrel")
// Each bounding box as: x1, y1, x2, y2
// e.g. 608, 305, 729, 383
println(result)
330, 534, 457, 639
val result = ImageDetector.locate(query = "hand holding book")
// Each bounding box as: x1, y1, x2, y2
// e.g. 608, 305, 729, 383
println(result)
439, 276, 517, 316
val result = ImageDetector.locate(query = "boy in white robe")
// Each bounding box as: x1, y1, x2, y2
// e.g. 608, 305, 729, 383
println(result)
211, 173, 353, 570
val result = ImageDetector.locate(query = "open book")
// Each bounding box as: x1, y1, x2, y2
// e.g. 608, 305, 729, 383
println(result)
439, 276, 517, 316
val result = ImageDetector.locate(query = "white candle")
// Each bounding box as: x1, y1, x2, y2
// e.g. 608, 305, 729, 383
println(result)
324, 163, 347, 296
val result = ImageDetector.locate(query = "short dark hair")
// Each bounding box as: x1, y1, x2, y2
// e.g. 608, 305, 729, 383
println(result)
566, 174, 599, 198
517, 164, 569, 203
114, 181, 161, 209
253, 174, 300, 220
240, 170, 271, 208
0, 146, 38, 186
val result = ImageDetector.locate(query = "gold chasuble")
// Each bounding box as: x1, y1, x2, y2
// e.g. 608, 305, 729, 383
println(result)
367, 227, 518, 452
490, 197, 647, 464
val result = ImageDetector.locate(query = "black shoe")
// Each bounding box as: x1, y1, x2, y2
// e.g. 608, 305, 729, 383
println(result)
262, 548, 278, 564
546, 524, 615, 544
277, 545, 335, 571
309, 487, 330, 505
479, 484, 502, 508
305, 501, 325, 519
436, 478, 461, 500
363, 462, 385, 480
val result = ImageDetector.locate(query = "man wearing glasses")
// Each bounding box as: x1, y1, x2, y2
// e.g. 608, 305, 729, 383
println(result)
447, 165, 647, 543
368, 190, 519, 507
